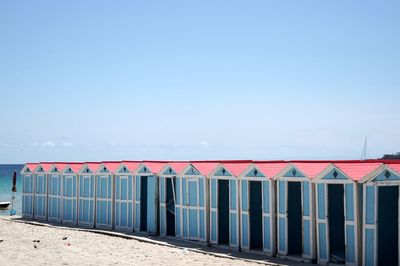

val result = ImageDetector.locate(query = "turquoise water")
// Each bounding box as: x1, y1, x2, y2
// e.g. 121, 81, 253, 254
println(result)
0, 164, 23, 216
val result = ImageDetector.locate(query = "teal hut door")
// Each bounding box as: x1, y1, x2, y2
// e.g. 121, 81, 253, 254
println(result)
363, 185, 377, 266
22, 174, 34, 219
96, 175, 113, 228
159, 177, 166, 236
277, 180, 287, 254
147, 175, 158, 234
241, 180, 250, 249
35, 174, 47, 220
344, 183, 357, 265
229, 179, 238, 247
63, 174, 77, 224
48, 174, 61, 222
134, 176, 141, 232
115, 175, 133, 231
262, 180, 272, 253
187, 179, 199, 240
78, 175, 94, 227
210, 178, 218, 244
302, 181, 313, 259
316, 183, 329, 263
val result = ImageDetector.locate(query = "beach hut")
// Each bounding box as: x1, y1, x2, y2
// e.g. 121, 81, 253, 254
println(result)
158, 162, 188, 238
94, 162, 119, 229
33, 163, 53, 220
314, 162, 381, 265
360, 162, 400, 266
20, 163, 37, 219
47, 163, 66, 223
61, 163, 83, 225
239, 162, 286, 254
171, 162, 212, 243
275, 162, 328, 262
77, 162, 100, 227
114, 161, 140, 232
134, 161, 165, 235
208, 162, 249, 249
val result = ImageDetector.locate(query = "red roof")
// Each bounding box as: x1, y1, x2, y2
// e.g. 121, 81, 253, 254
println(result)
191, 162, 220, 176
122, 161, 141, 173
168, 162, 189, 174
40, 162, 53, 172
142, 162, 166, 174
85, 162, 101, 172
102, 162, 121, 173
334, 162, 382, 181
293, 162, 330, 179
53, 163, 67, 172
254, 162, 288, 178
65, 163, 84, 173
26, 163, 38, 172
222, 163, 250, 176
387, 163, 400, 175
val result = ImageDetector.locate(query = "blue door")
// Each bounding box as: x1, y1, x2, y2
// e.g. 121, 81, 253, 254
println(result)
48, 174, 61, 222
78, 175, 94, 227
115, 175, 133, 231
62, 174, 77, 224
96, 175, 113, 228
262, 180, 272, 252
35, 174, 47, 220
210, 178, 218, 244
187, 179, 199, 239
22, 174, 34, 219
277, 180, 287, 254
241, 180, 250, 249
316, 183, 329, 264
147, 175, 158, 234
363, 185, 377, 266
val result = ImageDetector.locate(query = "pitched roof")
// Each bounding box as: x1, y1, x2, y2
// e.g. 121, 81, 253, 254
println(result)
168, 162, 189, 174
39, 162, 53, 172
221, 163, 251, 176
142, 161, 166, 174
122, 161, 141, 173
102, 161, 121, 173
25, 163, 38, 172
387, 163, 400, 175
85, 162, 101, 172
254, 162, 288, 178
293, 162, 330, 179
334, 162, 382, 181
65, 163, 84, 173
191, 162, 220, 176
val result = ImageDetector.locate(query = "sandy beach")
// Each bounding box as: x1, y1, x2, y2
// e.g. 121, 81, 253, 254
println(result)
0, 217, 281, 266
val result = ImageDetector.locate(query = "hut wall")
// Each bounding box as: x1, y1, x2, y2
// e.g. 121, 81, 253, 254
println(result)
62, 172, 78, 224
34, 172, 47, 220
78, 174, 95, 227
48, 172, 62, 222
22, 173, 34, 219
95, 173, 113, 229
114, 174, 134, 231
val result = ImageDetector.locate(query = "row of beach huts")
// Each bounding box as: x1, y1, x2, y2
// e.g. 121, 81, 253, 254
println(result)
20, 160, 400, 266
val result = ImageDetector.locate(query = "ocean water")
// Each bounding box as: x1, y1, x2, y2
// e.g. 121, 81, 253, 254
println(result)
0, 164, 23, 216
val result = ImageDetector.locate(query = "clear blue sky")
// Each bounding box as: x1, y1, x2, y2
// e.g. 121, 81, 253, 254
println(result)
1, 1, 399, 163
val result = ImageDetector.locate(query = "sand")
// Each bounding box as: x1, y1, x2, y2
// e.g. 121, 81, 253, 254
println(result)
0, 218, 270, 266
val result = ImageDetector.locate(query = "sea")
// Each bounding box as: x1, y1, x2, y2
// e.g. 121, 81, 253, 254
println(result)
0, 164, 23, 216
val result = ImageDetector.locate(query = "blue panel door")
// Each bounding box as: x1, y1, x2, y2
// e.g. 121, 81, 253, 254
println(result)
147, 175, 157, 234
175, 177, 181, 237
134, 176, 141, 231
62, 175, 77, 224
48, 174, 61, 222
35, 174, 47, 220
187, 179, 198, 240
96, 175, 112, 228
159, 177, 166, 236
277, 180, 287, 255
210, 178, 218, 244
78, 175, 94, 227
115, 175, 133, 231
316, 183, 329, 263
22, 174, 34, 218
363, 185, 376, 266
344, 183, 357, 264
241, 180, 249, 249
302, 181, 312, 258
229, 179, 238, 247
262, 180, 272, 252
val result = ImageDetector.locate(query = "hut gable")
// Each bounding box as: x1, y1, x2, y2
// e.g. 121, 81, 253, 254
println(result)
21, 163, 38, 174
243, 166, 265, 177
117, 163, 130, 174
322, 167, 348, 180
372, 169, 400, 181
281, 166, 305, 178
214, 166, 232, 176
184, 166, 200, 176
162, 167, 177, 175
137, 165, 151, 174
